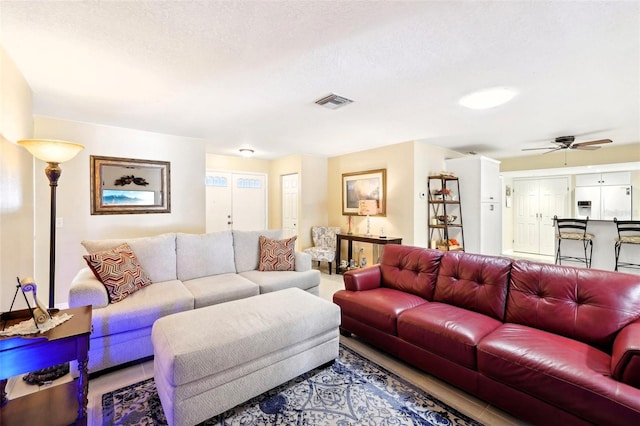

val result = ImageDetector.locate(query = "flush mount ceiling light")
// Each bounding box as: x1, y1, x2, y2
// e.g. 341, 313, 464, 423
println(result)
239, 148, 254, 158
459, 87, 518, 110
315, 93, 354, 110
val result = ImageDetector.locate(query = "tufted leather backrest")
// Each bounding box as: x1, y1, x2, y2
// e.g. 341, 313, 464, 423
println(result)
433, 251, 512, 321
507, 260, 640, 350
379, 245, 443, 300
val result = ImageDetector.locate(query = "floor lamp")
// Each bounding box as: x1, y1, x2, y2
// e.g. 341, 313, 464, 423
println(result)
18, 139, 84, 384
19, 139, 84, 308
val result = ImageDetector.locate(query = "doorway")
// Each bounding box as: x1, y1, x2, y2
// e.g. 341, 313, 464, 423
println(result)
206, 171, 267, 232
281, 174, 299, 243
513, 177, 569, 256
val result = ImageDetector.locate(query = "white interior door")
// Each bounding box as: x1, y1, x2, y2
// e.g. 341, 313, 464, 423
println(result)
232, 173, 267, 230
206, 172, 232, 232
513, 180, 539, 253
281, 174, 299, 242
513, 177, 569, 255
538, 177, 569, 255
206, 171, 267, 232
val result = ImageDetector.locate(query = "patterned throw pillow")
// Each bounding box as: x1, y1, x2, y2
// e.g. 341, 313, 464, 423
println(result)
258, 235, 297, 271
83, 243, 153, 303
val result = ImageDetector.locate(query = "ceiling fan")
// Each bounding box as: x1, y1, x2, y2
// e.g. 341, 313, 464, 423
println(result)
522, 136, 613, 154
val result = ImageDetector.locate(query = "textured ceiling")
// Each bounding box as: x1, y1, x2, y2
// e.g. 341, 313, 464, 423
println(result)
1, 1, 638, 160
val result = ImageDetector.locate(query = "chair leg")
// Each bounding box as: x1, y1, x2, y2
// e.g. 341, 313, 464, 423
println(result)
329, 262, 332, 275
615, 242, 621, 271
555, 238, 561, 265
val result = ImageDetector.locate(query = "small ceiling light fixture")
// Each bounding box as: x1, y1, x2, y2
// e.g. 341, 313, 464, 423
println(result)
239, 148, 254, 158
315, 93, 354, 110
459, 87, 518, 110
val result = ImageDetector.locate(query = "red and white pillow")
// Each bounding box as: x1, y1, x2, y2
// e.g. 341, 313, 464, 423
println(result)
83, 243, 152, 303
258, 235, 297, 271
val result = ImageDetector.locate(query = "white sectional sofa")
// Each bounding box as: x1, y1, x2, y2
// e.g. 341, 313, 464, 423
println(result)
68, 229, 320, 373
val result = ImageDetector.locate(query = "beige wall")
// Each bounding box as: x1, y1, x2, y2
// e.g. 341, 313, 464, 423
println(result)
0, 47, 35, 311
32, 117, 207, 306
327, 141, 456, 264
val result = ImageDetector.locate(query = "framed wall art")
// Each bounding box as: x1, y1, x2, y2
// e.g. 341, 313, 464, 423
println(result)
342, 168, 386, 216
90, 155, 171, 215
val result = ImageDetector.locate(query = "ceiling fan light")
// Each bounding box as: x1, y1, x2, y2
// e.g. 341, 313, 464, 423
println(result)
459, 87, 518, 110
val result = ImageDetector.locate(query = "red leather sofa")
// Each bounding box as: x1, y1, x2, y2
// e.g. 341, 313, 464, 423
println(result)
333, 244, 640, 425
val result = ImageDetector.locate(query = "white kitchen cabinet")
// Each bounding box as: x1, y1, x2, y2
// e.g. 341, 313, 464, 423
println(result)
446, 156, 502, 255
575, 171, 631, 187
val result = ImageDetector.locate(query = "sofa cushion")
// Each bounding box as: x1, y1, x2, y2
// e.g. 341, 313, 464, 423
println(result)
507, 260, 640, 349
240, 269, 320, 293
82, 233, 177, 283
433, 252, 512, 321
332, 288, 427, 335
258, 235, 296, 271
379, 245, 443, 300
477, 323, 637, 424
398, 302, 502, 370
90, 279, 194, 339
83, 243, 153, 303
176, 231, 236, 281
182, 273, 259, 308
232, 229, 282, 273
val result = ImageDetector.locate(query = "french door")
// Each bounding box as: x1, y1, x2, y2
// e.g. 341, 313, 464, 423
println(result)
513, 177, 569, 255
206, 171, 267, 232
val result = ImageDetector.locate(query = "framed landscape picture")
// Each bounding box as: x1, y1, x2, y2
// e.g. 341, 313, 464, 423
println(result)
342, 169, 386, 216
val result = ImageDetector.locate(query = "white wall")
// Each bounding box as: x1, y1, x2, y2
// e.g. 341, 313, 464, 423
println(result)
0, 47, 35, 311
32, 117, 207, 307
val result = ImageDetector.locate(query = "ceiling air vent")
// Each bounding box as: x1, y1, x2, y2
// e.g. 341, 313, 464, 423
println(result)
315, 93, 354, 110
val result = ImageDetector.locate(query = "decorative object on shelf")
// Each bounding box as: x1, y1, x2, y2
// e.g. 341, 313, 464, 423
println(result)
347, 216, 353, 234
437, 215, 457, 224
380, 227, 386, 238
90, 155, 171, 215
342, 169, 386, 216
358, 199, 378, 237
18, 139, 84, 308
433, 188, 452, 199
114, 175, 149, 186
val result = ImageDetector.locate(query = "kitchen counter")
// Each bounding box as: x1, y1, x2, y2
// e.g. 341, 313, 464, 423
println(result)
556, 219, 639, 272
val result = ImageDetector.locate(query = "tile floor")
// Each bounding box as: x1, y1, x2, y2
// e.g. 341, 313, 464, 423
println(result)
7, 265, 533, 426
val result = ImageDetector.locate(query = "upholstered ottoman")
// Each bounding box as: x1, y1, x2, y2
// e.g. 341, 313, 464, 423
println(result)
151, 288, 340, 426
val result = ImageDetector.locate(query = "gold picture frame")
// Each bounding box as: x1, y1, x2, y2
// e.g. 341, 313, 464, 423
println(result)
342, 169, 386, 216
90, 155, 171, 215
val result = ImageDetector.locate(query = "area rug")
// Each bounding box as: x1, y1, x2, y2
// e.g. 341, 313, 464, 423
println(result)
102, 344, 483, 426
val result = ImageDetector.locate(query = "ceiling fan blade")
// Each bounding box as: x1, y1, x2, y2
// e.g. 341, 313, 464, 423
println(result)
521, 147, 556, 151
543, 147, 565, 154
573, 139, 612, 147
571, 145, 600, 151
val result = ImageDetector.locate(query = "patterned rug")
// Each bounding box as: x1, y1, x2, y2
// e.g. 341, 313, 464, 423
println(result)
102, 344, 483, 426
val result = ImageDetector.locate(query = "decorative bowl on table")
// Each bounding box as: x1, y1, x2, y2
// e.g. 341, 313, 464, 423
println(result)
437, 215, 457, 224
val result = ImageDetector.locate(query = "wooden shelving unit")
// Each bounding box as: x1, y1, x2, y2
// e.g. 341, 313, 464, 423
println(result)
428, 175, 465, 251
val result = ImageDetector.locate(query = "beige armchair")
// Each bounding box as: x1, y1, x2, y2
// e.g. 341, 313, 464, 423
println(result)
303, 226, 341, 274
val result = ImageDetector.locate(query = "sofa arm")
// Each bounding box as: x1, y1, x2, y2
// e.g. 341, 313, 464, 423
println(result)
69, 267, 109, 309
612, 320, 640, 388
294, 251, 312, 272
343, 266, 382, 291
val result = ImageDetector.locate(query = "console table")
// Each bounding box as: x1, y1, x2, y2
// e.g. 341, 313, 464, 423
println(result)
0, 305, 92, 426
336, 233, 402, 273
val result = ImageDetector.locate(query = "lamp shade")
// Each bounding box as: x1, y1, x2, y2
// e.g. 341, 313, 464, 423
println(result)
358, 199, 378, 216
18, 139, 84, 163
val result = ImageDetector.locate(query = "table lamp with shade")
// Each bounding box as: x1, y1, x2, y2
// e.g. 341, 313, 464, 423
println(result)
358, 199, 378, 237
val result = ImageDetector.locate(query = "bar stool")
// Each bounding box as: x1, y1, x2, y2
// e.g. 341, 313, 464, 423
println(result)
614, 218, 640, 271
554, 216, 593, 268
